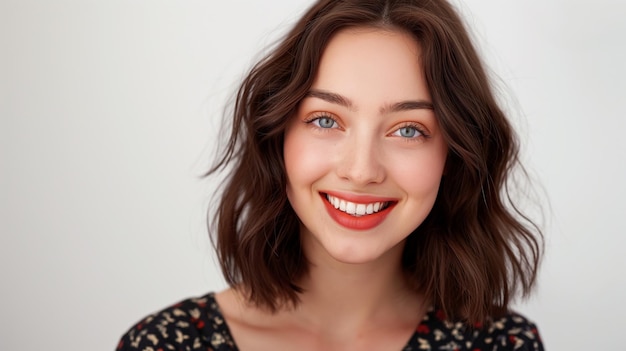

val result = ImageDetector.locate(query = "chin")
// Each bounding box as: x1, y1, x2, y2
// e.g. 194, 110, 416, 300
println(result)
323, 239, 406, 266
329, 251, 380, 265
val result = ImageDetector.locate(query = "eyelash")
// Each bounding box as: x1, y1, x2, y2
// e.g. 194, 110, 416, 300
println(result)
304, 113, 340, 130
304, 114, 430, 141
390, 122, 430, 141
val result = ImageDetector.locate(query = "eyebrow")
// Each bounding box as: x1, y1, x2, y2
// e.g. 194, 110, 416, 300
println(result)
306, 90, 354, 110
305, 89, 433, 114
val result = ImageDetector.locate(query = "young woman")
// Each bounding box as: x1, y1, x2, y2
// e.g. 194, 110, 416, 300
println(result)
118, 0, 544, 350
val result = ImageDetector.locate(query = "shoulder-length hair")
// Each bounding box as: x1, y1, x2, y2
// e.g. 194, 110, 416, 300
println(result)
208, 0, 543, 324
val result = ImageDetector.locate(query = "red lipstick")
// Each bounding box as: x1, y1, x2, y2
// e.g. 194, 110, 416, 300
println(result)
320, 192, 396, 231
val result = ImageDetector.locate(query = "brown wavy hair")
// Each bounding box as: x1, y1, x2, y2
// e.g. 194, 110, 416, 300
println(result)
208, 0, 543, 324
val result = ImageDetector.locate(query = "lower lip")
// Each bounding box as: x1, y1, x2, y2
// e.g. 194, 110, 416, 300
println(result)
321, 194, 395, 231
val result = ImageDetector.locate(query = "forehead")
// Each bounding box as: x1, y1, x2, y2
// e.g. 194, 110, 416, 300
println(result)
312, 27, 430, 104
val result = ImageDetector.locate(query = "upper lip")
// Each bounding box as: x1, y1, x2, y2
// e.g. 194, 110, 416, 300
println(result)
320, 190, 399, 204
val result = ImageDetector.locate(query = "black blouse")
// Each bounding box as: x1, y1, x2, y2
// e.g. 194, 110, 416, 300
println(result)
117, 292, 544, 350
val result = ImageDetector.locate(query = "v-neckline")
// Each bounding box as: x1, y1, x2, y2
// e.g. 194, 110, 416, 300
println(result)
207, 292, 435, 351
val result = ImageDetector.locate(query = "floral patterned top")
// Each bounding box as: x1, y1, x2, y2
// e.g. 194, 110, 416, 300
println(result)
117, 292, 544, 351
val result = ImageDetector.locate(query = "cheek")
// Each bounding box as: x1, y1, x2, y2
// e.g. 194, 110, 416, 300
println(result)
388, 146, 447, 196
283, 126, 333, 193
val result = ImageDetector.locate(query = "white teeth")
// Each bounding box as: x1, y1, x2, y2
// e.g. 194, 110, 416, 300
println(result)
356, 204, 366, 215
346, 202, 356, 215
339, 200, 346, 211
325, 194, 388, 217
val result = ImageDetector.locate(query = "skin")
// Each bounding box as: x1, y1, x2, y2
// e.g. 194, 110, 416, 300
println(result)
216, 27, 448, 351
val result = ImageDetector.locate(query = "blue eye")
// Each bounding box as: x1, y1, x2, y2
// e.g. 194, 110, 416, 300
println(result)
399, 126, 417, 138
393, 125, 423, 138
312, 116, 338, 129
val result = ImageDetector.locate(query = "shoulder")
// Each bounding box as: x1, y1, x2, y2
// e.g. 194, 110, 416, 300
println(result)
407, 309, 544, 351
116, 292, 237, 351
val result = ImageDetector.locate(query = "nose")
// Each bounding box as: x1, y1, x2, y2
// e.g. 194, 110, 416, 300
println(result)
336, 132, 386, 186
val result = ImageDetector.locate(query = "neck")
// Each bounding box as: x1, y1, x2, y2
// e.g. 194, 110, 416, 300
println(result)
292, 235, 422, 334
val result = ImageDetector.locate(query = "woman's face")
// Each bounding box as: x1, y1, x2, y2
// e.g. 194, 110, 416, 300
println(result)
284, 27, 448, 265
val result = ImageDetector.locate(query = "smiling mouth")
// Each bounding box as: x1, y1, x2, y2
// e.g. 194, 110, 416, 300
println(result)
323, 193, 392, 217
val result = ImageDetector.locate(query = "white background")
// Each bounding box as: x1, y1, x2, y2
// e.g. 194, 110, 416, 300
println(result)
1, 0, 625, 349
